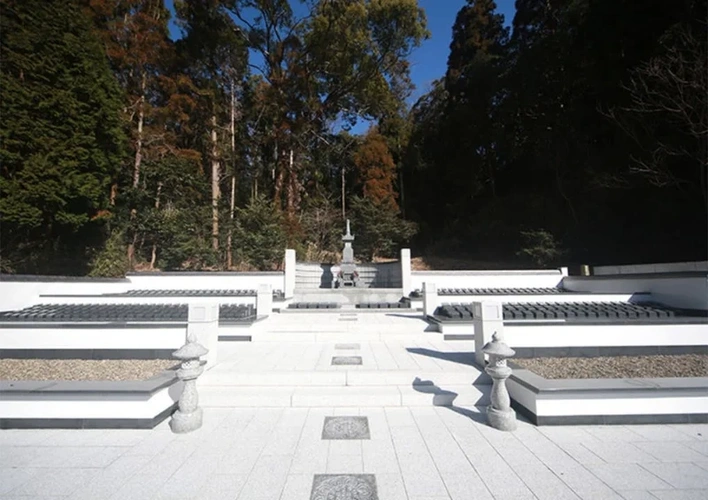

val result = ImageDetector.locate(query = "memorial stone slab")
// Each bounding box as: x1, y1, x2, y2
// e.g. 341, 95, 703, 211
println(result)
322, 416, 370, 440
331, 356, 362, 366
310, 474, 378, 500
335, 343, 361, 350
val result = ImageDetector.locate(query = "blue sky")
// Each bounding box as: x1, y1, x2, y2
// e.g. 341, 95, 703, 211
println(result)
166, 0, 517, 133
410, 0, 515, 102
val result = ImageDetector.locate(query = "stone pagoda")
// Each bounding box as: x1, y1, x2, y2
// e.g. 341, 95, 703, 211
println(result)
334, 219, 359, 288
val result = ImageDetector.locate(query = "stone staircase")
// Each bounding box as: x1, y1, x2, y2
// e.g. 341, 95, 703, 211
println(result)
199, 312, 490, 408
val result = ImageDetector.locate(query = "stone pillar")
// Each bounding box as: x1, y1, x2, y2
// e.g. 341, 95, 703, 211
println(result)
170, 333, 208, 434
482, 332, 517, 431
188, 303, 218, 368
422, 282, 438, 317
400, 248, 412, 296
284, 249, 296, 298
473, 301, 504, 365
256, 283, 272, 318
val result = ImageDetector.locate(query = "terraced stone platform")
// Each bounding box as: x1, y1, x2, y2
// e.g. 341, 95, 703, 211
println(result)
199, 311, 491, 409
0, 303, 256, 323
115, 289, 257, 297
41, 288, 286, 300
434, 301, 705, 322
437, 287, 567, 296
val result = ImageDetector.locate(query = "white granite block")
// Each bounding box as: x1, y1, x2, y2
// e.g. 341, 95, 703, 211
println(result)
640, 462, 708, 489
9, 468, 99, 497
197, 474, 248, 500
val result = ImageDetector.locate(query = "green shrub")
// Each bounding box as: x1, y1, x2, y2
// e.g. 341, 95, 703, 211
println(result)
89, 230, 129, 277
349, 196, 417, 261
232, 195, 286, 270
517, 229, 565, 267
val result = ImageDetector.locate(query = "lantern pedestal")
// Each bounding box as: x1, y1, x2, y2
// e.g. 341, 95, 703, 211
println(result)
482, 333, 517, 432
169, 334, 208, 434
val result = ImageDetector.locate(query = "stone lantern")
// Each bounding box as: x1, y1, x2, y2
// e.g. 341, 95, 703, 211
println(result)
169, 332, 208, 434
482, 332, 517, 431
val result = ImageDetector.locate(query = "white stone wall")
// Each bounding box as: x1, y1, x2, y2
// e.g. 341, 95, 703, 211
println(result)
0, 325, 187, 350
0, 381, 182, 421
127, 272, 284, 291
411, 270, 564, 291
0, 279, 131, 312
507, 373, 708, 423
562, 275, 708, 310
593, 261, 708, 275
503, 323, 708, 348
0, 272, 284, 312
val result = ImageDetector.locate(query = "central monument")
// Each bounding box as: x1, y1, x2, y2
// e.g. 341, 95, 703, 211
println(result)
333, 220, 359, 288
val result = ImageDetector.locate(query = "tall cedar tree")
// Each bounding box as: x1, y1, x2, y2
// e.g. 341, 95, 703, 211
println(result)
353, 129, 399, 210
411, 0, 509, 236
0, 0, 126, 274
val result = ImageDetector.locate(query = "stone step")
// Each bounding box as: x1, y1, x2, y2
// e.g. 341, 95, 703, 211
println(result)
198, 384, 491, 408
249, 331, 439, 342
247, 313, 435, 340
198, 369, 488, 387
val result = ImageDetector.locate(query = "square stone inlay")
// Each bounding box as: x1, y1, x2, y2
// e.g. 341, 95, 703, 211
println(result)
335, 343, 360, 350
332, 356, 362, 365
311, 474, 378, 500
322, 416, 370, 440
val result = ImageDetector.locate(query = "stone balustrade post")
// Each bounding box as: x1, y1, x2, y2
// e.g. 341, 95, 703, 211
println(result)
400, 248, 412, 296
170, 333, 208, 433
188, 303, 218, 368
422, 282, 438, 317
284, 249, 296, 298
256, 283, 273, 318
473, 301, 504, 365
482, 332, 517, 431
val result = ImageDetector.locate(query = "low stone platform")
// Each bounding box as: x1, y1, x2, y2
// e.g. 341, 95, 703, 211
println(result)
438, 287, 567, 296
293, 288, 405, 306
1, 407, 706, 499
434, 301, 702, 322
0, 303, 256, 324
198, 336, 491, 408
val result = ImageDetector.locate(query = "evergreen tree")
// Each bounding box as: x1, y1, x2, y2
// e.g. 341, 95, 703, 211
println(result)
0, 0, 126, 273
445, 0, 509, 101
353, 129, 399, 210
411, 0, 509, 240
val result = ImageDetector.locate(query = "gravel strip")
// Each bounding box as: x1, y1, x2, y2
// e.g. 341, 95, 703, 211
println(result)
513, 354, 708, 379
0, 359, 178, 381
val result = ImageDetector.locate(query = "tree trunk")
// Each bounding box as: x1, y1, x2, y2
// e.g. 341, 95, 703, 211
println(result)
211, 113, 220, 252
398, 167, 404, 217
274, 141, 284, 209
149, 182, 162, 270
132, 73, 146, 189
227, 81, 237, 268
227, 176, 236, 268
341, 165, 346, 219
286, 149, 296, 215
127, 71, 147, 267
109, 183, 118, 206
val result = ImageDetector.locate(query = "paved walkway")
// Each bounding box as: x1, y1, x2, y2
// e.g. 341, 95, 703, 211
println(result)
1, 407, 707, 499
2, 311, 708, 499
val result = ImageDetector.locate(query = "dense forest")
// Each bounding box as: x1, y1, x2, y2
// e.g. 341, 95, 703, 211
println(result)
1, 0, 706, 275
